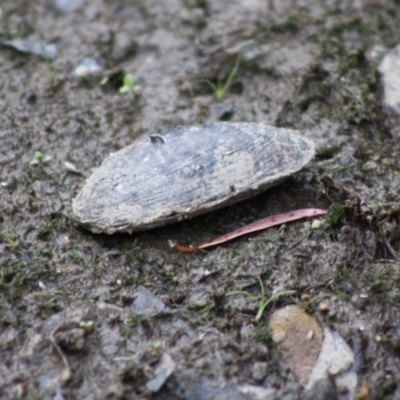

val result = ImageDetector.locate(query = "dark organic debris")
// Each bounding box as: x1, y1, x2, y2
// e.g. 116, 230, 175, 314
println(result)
2, 39, 57, 60
72, 123, 316, 234
320, 175, 398, 260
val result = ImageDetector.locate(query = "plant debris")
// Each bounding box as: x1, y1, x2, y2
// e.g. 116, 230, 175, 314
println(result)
170, 208, 328, 252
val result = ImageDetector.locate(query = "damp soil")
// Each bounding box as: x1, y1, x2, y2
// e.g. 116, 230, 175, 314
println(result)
1, 1, 400, 399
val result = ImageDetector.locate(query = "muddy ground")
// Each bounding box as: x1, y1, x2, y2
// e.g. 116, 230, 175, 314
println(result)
1, 0, 400, 399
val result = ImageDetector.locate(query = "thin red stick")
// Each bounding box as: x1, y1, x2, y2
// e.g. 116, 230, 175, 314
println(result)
168, 240, 197, 253
199, 208, 328, 249
170, 208, 328, 253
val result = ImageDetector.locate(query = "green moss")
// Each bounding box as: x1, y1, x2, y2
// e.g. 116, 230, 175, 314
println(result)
181, 0, 207, 10
327, 204, 344, 227
4, 232, 17, 248
0, 258, 50, 303
69, 250, 90, 268
37, 223, 53, 240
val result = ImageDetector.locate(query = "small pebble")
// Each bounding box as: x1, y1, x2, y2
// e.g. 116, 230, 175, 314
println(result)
250, 362, 268, 382
53, 0, 82, 13
271, 327, 286, 344
38, 281, 46, 290
74, 58, 102, 77
64, 161, 81, 174
3, 39, 57, 60
306, 328, 357, 397
319, 302, 329, 312
311, 219, 321, 229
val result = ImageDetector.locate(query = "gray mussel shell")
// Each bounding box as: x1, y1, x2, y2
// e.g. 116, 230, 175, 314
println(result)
72, 122, 315, 234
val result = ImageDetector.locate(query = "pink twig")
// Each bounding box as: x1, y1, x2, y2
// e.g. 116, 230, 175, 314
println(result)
170, 208, 328, 252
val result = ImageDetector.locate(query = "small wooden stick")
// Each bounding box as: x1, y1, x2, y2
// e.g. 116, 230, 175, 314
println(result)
170, 208, 328, 253
168, 240, 197, 253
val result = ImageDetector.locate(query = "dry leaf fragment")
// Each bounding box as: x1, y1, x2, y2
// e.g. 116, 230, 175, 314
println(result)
269, 305, 323, 381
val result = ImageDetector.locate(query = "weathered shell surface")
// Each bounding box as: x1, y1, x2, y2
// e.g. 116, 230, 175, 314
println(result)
72, 123, 315, 234
378, 44, 400, 115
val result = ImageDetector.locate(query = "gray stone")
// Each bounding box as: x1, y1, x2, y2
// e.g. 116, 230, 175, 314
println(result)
130, 286, 166, 317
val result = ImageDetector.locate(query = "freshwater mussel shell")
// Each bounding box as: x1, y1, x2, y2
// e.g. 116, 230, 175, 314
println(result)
72, 122, 315, 234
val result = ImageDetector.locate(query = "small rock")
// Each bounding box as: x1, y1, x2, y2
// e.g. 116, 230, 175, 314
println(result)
146, 353, 175, 392
74, 58, 102, 77
130, 286, 166, 317
319, 302, 329, 312
238, 384, 275, 400
208, 99, 235, 121
188, 285, 211, 308
306, 328, 357, 400
53, 0, 83, 13
250, 362, 268, 382
64, 161, 82, 174
185, 381, 251, 400
2, 39, 57, 60
311, 219, 322, 229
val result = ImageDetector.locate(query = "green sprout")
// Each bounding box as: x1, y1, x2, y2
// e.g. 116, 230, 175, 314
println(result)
207, 56, 240, 102
5, 233, 17, 249
227, 278, 295, 323
46, 57, 56, 87
79, 320, 95, 332
69, 249, 89, 268
119, 73, 140, 94
150, 341, 162, 350
30, 150, 53, 166
41, 43, 56, 87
